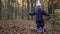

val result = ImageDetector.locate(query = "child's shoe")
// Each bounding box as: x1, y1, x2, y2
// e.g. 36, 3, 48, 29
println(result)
42, 28, 44, 32
36, 28, 42, 32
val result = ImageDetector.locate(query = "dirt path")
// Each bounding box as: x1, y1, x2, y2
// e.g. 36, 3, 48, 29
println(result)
0, 19, 60, 34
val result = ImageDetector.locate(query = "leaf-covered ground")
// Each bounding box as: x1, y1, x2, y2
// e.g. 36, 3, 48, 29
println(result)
0, 19, 60, 34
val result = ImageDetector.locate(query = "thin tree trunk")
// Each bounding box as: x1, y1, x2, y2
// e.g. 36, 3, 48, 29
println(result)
0, 0, 2, 20
22, 0, 24, 19
27, 0, 29, 20
7, 0, 10, 19
31, 0, 34, 20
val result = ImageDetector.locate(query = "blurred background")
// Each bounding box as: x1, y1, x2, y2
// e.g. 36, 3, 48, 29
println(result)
0, 0, 60, 34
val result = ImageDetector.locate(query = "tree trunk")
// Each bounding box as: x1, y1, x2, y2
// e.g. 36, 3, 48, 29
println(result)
7, 0, 13, 19
22, 0, 24, 19
31, 0, 34, 20
0, 0, 2, 20
27, 0, 29, 20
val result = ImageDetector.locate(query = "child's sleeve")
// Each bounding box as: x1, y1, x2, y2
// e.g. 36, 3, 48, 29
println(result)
29, 12, 36, 16
43, 10, 49, 16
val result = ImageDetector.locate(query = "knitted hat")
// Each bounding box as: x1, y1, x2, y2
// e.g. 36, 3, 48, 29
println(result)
36, 0, 41, 6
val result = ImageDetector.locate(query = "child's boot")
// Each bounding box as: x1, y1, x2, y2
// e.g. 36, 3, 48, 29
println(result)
36, 28, 41, 32
42, 27, 44, 32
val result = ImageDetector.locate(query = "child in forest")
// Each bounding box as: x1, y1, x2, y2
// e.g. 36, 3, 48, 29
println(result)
29, 1, 50, 32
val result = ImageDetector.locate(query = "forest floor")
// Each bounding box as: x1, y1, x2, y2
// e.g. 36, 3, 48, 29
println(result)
0, 19, 60, 34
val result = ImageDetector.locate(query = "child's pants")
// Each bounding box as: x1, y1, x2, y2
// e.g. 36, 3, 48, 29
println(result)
36, 20, 45, 28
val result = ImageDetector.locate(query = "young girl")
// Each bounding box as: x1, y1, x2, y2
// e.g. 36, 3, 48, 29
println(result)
29, 1, 49, 32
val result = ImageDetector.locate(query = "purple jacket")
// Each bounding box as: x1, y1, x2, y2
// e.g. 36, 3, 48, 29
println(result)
29, 9, 49, 20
